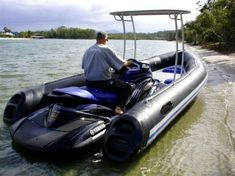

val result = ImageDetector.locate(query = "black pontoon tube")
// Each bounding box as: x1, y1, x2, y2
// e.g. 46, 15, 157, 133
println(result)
4, 75, 85, 123
3, 51, 196, 124
103, 52, 207, 162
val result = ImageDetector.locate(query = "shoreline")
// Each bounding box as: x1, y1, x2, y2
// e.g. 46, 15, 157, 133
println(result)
0, 37, 31, 40
188, 45, 235, 82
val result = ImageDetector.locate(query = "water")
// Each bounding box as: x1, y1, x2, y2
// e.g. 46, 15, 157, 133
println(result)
0, 39, 235, 176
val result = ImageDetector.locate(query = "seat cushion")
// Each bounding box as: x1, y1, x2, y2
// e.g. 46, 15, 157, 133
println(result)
162, 65, 184, 74
52, 86, 118, 104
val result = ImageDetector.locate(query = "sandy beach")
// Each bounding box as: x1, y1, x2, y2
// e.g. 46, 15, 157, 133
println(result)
189, 45, 235, 139
0, 37, 31, 40
189, 45, 235, 81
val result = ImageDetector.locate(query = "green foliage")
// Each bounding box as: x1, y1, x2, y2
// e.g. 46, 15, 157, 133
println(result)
185, 0, 235, 45
17, 27, 96, 39
13, 26, 176, 41
3, 27, 11, 32
45, 27, 96, 39
109, 31, 176, 41
18, 31, 33, 38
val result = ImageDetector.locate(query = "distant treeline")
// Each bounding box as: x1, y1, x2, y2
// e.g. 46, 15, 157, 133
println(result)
4, 0, 234, 51
17, 26, 96, 39
184, 0, 235, 46
5, 26, 175, 41
11, 26, 176, 41
109, 31, 176, 41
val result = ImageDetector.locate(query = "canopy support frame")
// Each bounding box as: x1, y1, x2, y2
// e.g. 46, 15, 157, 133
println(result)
111, 10, 189, 82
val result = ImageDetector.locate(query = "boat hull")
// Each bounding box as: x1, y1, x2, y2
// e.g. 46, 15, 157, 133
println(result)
3, 51, 207, 160
102, 51, 207, 162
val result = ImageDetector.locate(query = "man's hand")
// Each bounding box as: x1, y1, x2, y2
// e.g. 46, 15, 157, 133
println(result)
124, 60, 133, 67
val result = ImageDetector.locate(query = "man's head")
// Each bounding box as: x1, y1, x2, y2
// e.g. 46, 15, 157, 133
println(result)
96, 31, 108, 44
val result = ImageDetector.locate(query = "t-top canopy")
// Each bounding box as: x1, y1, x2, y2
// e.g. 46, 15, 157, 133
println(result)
110, 9, 190, 16
109, 9, 190, 77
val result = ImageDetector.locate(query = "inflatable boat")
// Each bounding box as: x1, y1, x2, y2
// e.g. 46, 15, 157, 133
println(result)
3, 10, 207, 161
5, 59, 155, 152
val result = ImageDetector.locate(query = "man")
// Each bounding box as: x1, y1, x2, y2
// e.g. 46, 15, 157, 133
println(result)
82, 31, 132, 114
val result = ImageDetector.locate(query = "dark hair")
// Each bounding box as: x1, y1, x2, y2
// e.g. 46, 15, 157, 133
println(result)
96, 31, 108, 40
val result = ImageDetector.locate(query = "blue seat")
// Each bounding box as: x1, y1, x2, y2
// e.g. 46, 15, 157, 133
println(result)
162, 65, 184, 74
52, 86, 118, 104
164, 79, 173, 84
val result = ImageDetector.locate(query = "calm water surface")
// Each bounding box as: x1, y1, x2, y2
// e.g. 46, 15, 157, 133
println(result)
0, 39, 235, 176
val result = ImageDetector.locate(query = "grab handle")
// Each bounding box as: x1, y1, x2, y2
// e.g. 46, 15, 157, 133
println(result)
160, 101, 173, 115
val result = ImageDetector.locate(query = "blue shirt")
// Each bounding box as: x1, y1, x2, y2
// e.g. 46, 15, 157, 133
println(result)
82, 44, 125, 81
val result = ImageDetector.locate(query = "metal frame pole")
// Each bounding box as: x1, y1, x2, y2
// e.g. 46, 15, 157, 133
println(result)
180, 13, 185, 76
131, 16, 137, 59
120, 16, 126, 58
173, 14, 179, 82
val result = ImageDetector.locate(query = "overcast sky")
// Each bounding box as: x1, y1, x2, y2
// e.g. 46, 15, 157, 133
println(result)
0, 0, 204, 32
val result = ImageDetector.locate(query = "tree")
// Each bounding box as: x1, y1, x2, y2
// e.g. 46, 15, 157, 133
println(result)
212, 0, 235, 43
185, 0, 235, 45
197, 0, 215, 12
3, 27, 11, 33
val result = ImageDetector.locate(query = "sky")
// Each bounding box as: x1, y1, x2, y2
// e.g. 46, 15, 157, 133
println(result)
0, 0, 205, 33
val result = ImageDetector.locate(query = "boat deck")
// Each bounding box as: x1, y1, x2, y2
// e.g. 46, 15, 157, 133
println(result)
152, 65, 184, 84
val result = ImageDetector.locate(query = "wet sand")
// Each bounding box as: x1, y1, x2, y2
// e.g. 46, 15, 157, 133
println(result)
189, 45, 235, 81
189, 45, 235, 140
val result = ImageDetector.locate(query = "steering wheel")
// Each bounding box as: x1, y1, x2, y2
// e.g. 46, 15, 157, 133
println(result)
115, 59, 140, 75
127, 59, 140, 70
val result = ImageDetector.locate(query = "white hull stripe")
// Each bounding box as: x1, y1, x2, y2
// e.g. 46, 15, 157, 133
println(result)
147, 75, 208, 145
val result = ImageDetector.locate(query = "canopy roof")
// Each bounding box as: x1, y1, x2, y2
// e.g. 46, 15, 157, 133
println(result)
110, 9, 190, 16
109, 9, 190, 73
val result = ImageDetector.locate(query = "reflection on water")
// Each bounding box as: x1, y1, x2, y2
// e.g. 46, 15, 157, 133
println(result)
0, 39, 235, 176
